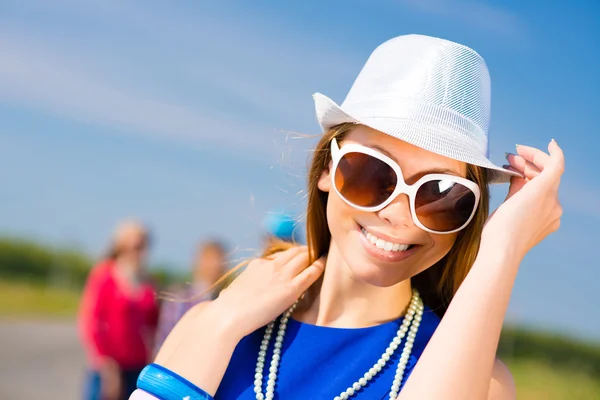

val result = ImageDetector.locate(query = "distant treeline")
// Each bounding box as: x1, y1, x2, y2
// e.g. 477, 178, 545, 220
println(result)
1, 236, 599, 377
498, 326, 600, 379
0, 236, 183, 289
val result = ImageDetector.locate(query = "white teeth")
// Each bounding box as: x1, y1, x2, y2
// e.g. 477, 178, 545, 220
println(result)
361, 228, 411, 252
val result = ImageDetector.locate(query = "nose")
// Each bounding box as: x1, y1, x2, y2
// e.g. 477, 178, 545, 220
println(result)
377, 194, 414, 228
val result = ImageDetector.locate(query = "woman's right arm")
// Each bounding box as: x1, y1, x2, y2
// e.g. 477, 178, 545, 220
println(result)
147, 246, 325, 397
152, 299, 243, 395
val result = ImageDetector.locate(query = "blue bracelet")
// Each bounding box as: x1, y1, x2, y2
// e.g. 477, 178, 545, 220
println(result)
137, 363, 214, 400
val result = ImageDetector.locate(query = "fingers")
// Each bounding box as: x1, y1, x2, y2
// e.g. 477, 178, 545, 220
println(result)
291, 257, 326, 293
281, 249, 310, 277
510, 140, 564, 188
506, 153, 541, 179
515, 144, 550, 170
536, 139, 564, 189
266, 245, 307, 265
502, 164, 523, 176
547, 139, 565, 177
262, 246, 311, 278
502, 166, 527, 200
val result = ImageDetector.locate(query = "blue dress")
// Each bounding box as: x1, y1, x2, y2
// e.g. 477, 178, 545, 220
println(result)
216, 307, 440, 399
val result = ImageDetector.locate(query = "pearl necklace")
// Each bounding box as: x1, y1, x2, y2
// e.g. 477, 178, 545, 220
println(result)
254, 289, 424, 400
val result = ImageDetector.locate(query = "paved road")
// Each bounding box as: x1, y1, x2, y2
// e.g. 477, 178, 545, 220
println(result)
0, 320, 85, 400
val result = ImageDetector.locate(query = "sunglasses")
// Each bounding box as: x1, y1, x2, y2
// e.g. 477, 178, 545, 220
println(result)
330, 138, 481, 234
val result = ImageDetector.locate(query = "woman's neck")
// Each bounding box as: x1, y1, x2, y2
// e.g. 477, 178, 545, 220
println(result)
112, 258, 142, 289
294, 242, 413, 328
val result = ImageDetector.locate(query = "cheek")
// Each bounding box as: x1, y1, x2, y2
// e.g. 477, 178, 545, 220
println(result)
433, 233, 457, 250
423, 233, 458, 266
326, 190, 358, 235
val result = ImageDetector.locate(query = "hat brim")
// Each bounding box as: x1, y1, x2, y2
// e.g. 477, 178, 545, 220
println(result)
313, 92, 521, 184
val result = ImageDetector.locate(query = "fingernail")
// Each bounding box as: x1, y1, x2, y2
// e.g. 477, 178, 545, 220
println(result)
515, 144, 522, 147
504, 152, 512, 160
502, 164, 510, 169
551, 138, 557, 144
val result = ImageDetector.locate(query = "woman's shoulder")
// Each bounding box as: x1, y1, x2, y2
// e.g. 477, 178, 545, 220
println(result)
84, 260, 114, 286
92, 259, 112, 272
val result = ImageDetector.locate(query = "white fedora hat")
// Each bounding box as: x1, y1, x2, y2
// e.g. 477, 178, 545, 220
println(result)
313, 34, 520, 183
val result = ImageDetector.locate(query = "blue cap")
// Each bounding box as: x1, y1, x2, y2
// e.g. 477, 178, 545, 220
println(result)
262, 212, 296, 241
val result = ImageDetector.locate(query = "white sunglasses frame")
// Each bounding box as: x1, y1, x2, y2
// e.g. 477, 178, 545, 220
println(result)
330, 138, 481, 235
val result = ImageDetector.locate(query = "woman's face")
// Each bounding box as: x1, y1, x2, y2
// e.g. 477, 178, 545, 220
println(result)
194, 247, 226, 285
318, 125, 468, 287
118, 230, 149, 272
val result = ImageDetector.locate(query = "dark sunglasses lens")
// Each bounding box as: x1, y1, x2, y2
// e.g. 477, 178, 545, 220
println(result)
334, 152, 397, 208
415, 179, 477, 232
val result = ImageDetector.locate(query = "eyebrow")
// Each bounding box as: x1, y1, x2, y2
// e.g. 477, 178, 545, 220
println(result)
368, 144, 462, 179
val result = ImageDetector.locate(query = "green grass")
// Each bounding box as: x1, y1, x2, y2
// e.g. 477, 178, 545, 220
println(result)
0, 279, 81, 318
507, 358, 600, 400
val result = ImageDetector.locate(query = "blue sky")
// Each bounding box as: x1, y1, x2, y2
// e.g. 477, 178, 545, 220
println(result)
1, 0, 599, 339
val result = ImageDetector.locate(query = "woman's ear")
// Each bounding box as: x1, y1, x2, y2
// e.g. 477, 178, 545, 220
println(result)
317, 160, 333, 192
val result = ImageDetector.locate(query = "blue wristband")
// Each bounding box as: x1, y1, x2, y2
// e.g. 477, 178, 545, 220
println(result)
137, 363, 214, 400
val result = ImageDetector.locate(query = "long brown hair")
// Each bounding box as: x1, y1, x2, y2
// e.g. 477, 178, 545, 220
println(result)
219, 123, 490, 317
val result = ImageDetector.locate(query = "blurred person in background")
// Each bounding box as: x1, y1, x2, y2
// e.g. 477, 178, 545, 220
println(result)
79, 220, 158, 400
154, 240, 228, 351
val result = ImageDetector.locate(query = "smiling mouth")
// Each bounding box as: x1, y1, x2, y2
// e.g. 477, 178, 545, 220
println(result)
359, 225, 416, 252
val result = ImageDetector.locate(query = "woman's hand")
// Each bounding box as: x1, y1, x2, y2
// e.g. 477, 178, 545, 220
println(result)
483, 139, 564, 258
153, 246, 325, 395
212, 246, 325, 337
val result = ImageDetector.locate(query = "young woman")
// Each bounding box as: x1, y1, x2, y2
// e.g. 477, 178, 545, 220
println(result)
131, 34, 564, 399
79, 220, 159, 400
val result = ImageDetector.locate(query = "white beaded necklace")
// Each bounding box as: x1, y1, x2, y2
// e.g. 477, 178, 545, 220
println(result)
254, 289, 424, 400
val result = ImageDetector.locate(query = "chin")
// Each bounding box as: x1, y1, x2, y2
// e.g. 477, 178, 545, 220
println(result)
344, 252, 414, 287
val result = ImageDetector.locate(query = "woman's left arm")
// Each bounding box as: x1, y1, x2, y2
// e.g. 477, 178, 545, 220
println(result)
400, 140, 564, 400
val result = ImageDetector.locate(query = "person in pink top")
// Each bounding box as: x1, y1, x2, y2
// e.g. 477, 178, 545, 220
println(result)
78, 220, 159, 400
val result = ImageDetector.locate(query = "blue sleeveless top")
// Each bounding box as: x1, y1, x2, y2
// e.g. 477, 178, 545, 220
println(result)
215, 307, 440, 399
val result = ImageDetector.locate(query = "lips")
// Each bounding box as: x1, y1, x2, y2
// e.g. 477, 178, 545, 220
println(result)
357, 224, 420, 262
361, 227, 412, 252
